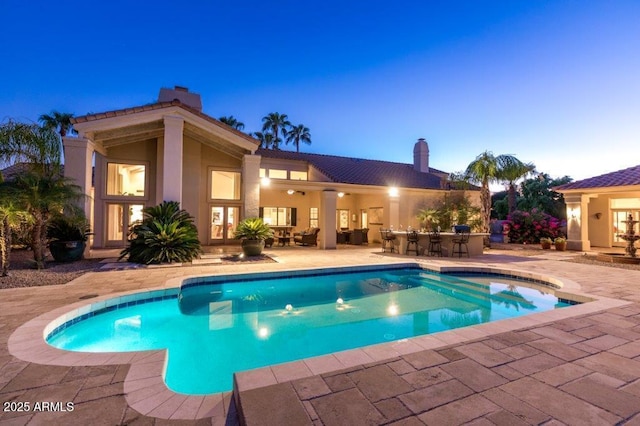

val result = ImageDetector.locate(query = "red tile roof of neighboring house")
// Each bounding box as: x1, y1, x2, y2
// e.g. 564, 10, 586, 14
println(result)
554, 165, 640, 191
0, 162, 32, 180
258, 149, 452, 190
72, 100, 260, 146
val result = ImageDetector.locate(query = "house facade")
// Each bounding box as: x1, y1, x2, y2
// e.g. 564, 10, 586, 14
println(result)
63, 87, 479, 250
555, 165, 640, 250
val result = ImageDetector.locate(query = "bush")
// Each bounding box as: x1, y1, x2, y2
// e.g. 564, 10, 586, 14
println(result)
506, 209, 565, 244
119, 201, 202, 264
47, 214, 91, 242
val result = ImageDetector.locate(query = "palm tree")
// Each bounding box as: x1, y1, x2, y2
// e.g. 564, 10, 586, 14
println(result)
496, 155, 536, 214
0, 119, 62, 177
38, 111, 76, 137
286, 124, 311, 152
218, 116, 245, 131
252, 131, 280, 150
0, 201, 26, 276
3, 172, 84, 268
464, 151, 500, 233
261, 113, 291, 150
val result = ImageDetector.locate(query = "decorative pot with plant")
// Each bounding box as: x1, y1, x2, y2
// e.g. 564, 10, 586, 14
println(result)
554, 237, 567, 251
47, 215, 91, 262
234, 217, 273, 256
540, 237, 552, 250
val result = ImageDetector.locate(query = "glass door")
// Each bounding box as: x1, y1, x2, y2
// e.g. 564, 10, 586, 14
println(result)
613, 210, 640, 245
210, 206, 240, 244
105, 203, 144, 247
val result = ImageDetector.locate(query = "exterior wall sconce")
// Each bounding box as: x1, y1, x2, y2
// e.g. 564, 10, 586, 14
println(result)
286, 189, 305, 195
388, 187, 399, 197
595, 212, 602, 220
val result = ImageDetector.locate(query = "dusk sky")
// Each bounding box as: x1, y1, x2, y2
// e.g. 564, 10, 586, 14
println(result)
2, 1, 639, 188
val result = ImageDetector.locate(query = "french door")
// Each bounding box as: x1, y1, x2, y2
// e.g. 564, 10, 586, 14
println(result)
210, 206, 240, 244
105, 203, 144, 247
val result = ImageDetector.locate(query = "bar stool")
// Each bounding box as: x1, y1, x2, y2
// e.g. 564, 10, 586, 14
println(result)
452, 230, 470, 258
427, 229, 442, 257
406, 230, 420, 255
380, 229, 396, 253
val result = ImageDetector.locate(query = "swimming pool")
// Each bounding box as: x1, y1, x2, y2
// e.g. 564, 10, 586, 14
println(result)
46, 265, 575, 395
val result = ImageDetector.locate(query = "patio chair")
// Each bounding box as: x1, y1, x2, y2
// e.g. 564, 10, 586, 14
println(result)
406, 230, 420, 255
451, 227, 470, 258
427, 229, 442, 257
361, 228, 369, 244
294, 228, 320, 246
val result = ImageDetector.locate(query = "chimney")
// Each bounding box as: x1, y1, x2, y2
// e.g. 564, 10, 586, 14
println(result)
158, 86, 203, 111
413, 138, 429, 173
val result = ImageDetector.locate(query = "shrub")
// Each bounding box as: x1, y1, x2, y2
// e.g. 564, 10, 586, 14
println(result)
506, 208, 565, 244
119, 201, 202, 264
47, 214, 91, 242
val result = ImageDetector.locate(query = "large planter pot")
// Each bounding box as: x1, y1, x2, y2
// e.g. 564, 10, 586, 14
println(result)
541, 241, 551, 250
49, 240, 86, 262
241, 239, 265, 257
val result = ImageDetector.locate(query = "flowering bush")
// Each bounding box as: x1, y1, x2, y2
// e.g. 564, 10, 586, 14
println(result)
506, 209, 565, 244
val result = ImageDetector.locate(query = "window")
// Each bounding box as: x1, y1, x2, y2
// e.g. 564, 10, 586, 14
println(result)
259, 168, 266, 178
260, 207, 297, 226
106, 163, 146, 197
290, 171, 308, 181
268, 169, 287, 179
310, 207, 318, 228
211, 170, 241, 200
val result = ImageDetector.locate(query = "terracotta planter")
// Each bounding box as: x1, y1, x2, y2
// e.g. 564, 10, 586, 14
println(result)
541, 241, 551, 250
555, 242, 567, 251
241, 239, 265, 256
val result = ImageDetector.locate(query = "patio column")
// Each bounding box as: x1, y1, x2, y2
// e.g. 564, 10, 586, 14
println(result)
565, 194, 591, 251
388, 191, 400, 229
242, 154, 261, 219
319, 190, 337, 249
162, 115, 184, 204
63, 136, 96, 222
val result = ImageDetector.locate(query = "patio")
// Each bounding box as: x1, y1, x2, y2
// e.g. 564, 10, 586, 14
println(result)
2, 246, 640, 425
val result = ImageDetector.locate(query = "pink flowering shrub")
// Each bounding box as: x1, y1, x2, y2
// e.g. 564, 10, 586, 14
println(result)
506, 209, 565, 244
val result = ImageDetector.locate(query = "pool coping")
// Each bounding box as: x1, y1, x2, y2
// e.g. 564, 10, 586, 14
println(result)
7, 260, 631, 420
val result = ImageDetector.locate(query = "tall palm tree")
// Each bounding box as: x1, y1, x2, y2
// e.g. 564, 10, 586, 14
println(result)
218, 116, 245, 131
286, 124, 311, 152
38, 111, 76, 137
496, 155, 536, 214
261, 113, 290, 150
464, 151, 500, 233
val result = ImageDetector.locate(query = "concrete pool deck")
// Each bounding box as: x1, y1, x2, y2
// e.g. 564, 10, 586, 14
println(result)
2, 246, 640, 425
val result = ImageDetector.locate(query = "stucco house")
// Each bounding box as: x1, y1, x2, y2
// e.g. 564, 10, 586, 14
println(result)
555, 165, 640, 251
62, 86, 479, 250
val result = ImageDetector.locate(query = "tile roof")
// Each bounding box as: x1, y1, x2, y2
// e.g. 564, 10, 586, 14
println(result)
0, 162, 31, 180
258, 149, 449, 190
554, 164, 640, 191
72, 100, 260, 146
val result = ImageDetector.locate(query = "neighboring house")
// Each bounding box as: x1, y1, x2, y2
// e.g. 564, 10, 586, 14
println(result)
555, 165, 640, 251
61, 86, 479, 250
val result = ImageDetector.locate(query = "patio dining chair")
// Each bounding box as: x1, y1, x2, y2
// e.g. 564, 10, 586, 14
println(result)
380, 229, 396, 253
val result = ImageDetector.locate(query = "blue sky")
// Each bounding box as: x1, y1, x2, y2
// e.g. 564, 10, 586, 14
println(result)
2, 1, 639, 187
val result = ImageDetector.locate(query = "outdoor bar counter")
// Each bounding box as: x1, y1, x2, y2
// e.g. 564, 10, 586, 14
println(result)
390, 231, 489, 256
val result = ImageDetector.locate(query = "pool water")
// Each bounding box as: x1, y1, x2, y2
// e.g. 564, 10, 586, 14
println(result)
47, 267, 572, 394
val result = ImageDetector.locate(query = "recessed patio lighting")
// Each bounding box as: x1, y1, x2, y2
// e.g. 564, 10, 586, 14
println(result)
388, 187, 399, 197
337, 192, 345, 198
261, 177, 271, 186
287, 189, 295, 195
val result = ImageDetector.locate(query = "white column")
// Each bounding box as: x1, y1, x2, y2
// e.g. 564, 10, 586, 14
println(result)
242, 154, 261, 219
319, 190, 337, 249
388, 194, 400, 229
162, 115, 184, 204
63, 137, 95, 222
565, 194, 591, 251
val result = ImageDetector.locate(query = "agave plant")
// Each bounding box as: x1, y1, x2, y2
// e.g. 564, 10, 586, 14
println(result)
119, 201, 202, 264
234, 218, 273, 241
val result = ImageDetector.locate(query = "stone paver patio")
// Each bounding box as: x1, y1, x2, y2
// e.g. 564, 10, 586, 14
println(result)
2, 245, 640, 425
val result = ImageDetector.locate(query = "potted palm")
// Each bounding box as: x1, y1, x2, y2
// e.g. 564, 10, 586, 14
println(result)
47, 215, 91, 262
554, 237, 567, 251
234, 218, 273, 256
